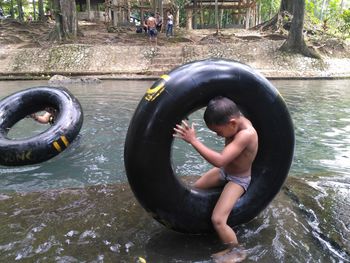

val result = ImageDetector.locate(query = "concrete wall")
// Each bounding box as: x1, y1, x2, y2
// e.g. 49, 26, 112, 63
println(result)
1, 44, 350, 78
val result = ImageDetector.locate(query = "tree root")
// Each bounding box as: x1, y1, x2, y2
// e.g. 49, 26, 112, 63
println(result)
280, 40, 321, 59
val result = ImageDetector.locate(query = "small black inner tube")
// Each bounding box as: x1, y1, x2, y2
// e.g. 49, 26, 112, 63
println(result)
0, 86, 83, 166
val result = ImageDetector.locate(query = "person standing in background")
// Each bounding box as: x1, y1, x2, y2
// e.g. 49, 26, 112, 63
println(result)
146, 13, 158, 45
166, 11, 174, 37
0, 7, 4, 19
155, 12, 163, 32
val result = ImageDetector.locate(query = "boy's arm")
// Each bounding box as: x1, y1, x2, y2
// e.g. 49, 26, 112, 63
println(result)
173, 121, 250, 167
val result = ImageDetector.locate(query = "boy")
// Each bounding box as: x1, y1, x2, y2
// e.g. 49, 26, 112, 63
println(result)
166, 11, 173, 37
173, 96, 258, 261
31, 107, 56, 124
146, 13, 158, 45
155, 12, 163, 32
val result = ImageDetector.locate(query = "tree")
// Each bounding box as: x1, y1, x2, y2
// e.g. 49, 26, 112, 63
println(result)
320, 0, 328, 20
32, 0, 36, 20
254, 0, 320, 58
16, 0, 24, 21
280, 0, 321, 58
253, 0, 293, 31
10, 0, 14, 18
215, 0, 219, 33
38, 0, 44, 21
50, 0, 78, 41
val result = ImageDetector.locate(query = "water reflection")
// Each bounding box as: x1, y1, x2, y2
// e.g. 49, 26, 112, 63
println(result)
279, 80, 350, 176
0, 79, 349, 262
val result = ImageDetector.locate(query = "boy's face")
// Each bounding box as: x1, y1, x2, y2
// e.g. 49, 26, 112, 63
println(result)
208, 118, 238, 138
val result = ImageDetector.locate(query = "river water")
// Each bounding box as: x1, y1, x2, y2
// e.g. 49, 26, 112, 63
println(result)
0, 79, 349, 262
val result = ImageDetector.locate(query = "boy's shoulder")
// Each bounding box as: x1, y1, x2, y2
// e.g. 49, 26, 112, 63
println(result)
234, 123, 257, 143
237, 126, 255, 138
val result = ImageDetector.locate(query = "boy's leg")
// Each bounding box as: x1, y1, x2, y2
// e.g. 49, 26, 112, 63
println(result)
193, 167, 224, 189
211, 181, 244, 246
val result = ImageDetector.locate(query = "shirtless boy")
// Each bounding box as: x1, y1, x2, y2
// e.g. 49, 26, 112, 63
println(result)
31, 107, 57, 125
146, 14, 158, 45
173, 96, 258, 261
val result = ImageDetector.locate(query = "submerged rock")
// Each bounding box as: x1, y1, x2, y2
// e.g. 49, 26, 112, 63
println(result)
284, 176, 350, 257
48, 74, 101, 84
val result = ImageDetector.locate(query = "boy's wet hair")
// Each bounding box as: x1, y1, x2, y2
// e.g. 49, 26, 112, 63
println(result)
204, 96, 240, 126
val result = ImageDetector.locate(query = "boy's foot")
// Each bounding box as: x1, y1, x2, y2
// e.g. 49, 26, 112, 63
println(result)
211, 248, 231, 259
211, 246, 247, 263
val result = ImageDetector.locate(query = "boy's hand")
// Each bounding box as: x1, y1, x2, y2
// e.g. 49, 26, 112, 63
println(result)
173, 120, 196, 144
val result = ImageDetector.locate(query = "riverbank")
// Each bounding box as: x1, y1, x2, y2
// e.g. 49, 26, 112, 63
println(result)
1, 20, 350, 80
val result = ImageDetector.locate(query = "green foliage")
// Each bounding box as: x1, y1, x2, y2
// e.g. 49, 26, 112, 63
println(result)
339, 9, 350, 35
305, 0, 347, 20
0, 0, 51, 20
341, 8, 350, 23
175, 0, 186, 27
305, 1, 322, 26
327, 0, 342, 20
304, 0, 350, 37
0, 0, 14, 17
257, 0, 280, 21
323, 1, 349, 36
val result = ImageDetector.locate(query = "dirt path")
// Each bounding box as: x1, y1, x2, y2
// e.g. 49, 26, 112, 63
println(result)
1, 19, 348, 55
1, 19, 350, 79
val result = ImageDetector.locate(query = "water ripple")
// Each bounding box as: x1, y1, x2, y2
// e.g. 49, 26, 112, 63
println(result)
0, 79, 349, 262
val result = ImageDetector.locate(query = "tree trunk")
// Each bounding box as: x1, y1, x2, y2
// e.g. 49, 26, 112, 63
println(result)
280, 0, 320, 58
220, 9, 224, 28
50, 0, 78, 41
152, 0, 156, 14
10, 0, 15, 18
86, 0, 91, 20
158, 0, 163, 31
215, 0, 219, 34
32, 0, 36, 20
279, 0, 293, 13
17, 0, 24, 21
193, 0, 197, 29
245, 7, 251, 29
38, 0, 44, 21
340, 0, 345, 11
200, 5, 204, 29
186, 9, 193, 30
253, 0, 292, 31
320, 0, 328, 20
269, 0, 273, 18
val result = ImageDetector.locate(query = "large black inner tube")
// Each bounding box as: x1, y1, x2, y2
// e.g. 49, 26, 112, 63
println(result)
124, 59, 295, 234
0, 86, 83, 166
